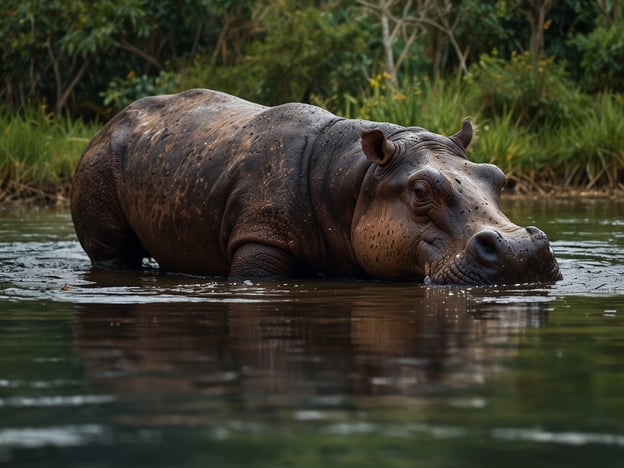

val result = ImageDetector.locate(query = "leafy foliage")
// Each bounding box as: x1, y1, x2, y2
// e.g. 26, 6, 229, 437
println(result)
1, 0, 623, 198
573, 18, 624, 92
0, 107, 97, 203
1, 0, 622, 118
182, 4, 373, 108
1, 0, 247, 116
1, 0, 153, 115
341, 61, 623, 194
464, 50, 586, 128
549, 93, 624, 188
456, 0, 522, 60
102, 71, 180, 109
343, 74, 470, 136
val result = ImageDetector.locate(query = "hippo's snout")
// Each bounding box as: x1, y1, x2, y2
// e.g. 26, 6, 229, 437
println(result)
465, 226, 561, 285
432, 226, 561, 286
468, 226, 544, 262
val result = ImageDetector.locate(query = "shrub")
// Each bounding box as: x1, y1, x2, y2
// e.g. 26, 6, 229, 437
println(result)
181, 6, 372, 108
573, 19, 624, 93
469, 112, 536, 168
464, 50, 586, 128
0, 107, 96, 202
101, 70, 180, 112
341, 74, 470, 135
340, 72, 624, 194
547, 93, 624, 189
468, 111, 555, 193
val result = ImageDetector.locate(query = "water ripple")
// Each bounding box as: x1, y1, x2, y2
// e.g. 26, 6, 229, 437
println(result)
0, 394, 116, 408
0, 425, 109, 448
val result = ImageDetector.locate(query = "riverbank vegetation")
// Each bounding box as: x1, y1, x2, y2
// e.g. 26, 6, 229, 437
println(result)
1, 0, 623, 203
0, 108, 97, 203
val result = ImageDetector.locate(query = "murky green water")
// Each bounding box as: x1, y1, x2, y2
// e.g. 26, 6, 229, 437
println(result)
1, 200, 623, 467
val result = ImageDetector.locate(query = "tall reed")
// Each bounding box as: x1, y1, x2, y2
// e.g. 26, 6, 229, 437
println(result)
339, 74, 624, 194
2, 78, 623, 204
547, 93, 624, 190
338, 75, 471, 135
0, 108, 97, 203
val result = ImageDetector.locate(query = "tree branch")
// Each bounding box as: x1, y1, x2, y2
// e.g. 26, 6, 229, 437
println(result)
113, 39, 163, 69
56, 55, 93, 115
45, 38, 62, 112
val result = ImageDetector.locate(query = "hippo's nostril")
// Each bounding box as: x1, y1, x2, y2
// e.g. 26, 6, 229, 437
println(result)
526, 225, 545, 238
470, 230, 502, 263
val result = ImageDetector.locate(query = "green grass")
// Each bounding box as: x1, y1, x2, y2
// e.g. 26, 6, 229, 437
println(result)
0, 108, 98, 203
1, 80, 623, 204
548, 93, 624, 189
337, 75, 471, 136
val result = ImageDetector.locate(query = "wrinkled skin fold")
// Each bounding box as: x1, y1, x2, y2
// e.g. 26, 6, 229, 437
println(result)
71, 89, 562, 285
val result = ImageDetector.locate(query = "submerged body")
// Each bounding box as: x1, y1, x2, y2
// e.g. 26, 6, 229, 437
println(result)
71, 89, 561, 285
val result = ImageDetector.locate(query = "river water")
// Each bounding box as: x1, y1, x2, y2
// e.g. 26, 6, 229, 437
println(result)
0, 200, 623, 467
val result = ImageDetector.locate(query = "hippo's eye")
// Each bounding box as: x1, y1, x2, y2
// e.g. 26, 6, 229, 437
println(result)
408, 169, 452, 214
411, 181, 431, 204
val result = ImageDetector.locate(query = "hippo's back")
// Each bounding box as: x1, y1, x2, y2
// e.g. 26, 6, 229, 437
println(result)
71, 89, 344, 275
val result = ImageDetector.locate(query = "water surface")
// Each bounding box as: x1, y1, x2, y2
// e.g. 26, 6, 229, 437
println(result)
1, 200, 623, 467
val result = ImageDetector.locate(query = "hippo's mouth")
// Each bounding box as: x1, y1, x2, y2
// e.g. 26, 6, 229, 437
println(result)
427, 254, 562, 286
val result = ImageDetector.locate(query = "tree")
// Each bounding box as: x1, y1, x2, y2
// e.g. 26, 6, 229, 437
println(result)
515, 0, 554, 58
356, 0, 469, 82
574, 9, 624, 92
232, 4, 372, 105
0, 0, 234, 116
594, 0, 622, 25
1, 0, 155, 114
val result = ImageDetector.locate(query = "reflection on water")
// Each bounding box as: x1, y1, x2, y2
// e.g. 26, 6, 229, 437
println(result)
72, 286, 549, 415
1, 201, 624, 467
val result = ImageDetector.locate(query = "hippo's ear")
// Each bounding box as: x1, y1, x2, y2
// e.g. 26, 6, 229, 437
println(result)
451, 119, 473, 151
361, 129, 396, 166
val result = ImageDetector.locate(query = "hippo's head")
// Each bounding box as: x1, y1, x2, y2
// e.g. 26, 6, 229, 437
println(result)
352, 120, 561, 285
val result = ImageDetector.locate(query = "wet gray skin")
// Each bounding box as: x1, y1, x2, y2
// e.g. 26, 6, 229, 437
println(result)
71, 89, 561, 285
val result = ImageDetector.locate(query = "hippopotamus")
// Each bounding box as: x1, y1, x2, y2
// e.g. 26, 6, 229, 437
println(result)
71, 89, 561, 285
